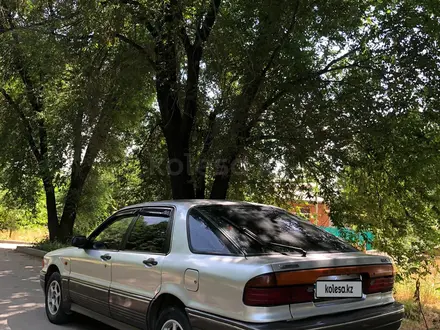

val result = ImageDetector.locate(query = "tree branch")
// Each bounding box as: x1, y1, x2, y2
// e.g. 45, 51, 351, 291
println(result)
116, 0, 159, 38
195, 106, 221, 198
0, 21, 47, 35
9, 31, 49, 162
139, 117, 161, 155
315, 47, 361, 76
79, 98, 118, 176
115, 33, 155, 66
261, 0, 300, 77
170, 0, 193, 52
196, 0, 222, 46
71, 108, 83, 179
241, 0, 301, 112
0, 88, 41, 162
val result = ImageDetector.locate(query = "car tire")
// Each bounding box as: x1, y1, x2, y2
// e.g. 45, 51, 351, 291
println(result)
45, 272, 71, 324
155, 306, 192, 330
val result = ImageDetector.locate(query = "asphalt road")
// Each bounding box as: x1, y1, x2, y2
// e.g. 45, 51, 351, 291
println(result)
0, 244, 115, 330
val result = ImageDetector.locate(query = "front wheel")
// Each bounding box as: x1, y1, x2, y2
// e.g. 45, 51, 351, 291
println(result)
45, 272, 71, 324
156, 306, 192, 330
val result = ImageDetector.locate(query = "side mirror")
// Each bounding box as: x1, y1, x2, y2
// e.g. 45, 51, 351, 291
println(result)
71, 235, 88, 248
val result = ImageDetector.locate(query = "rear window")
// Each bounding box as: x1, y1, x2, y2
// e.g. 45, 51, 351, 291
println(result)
194, 204, 357, 254
188, 211, 237, 255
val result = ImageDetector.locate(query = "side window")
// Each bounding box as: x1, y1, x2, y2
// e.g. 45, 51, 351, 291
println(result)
188, 211, 236, 255
125, 215, 170, 253
92, 215, 134, 250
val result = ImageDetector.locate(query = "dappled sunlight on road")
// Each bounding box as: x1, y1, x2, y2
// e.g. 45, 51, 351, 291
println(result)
0, 248, 114, 330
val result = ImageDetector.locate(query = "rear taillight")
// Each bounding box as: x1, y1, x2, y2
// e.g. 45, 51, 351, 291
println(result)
243, 273, 313, 306
364, 276, 394, 294
243, 264, 395, 307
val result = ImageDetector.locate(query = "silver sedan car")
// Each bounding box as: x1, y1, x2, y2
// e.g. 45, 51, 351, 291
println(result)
40, 200, 404, 330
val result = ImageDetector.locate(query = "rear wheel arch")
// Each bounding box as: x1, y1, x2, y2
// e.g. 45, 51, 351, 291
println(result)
147, 293, 187, 329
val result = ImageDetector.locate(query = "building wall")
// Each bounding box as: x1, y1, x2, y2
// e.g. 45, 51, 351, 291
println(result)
292, 202, 331, 227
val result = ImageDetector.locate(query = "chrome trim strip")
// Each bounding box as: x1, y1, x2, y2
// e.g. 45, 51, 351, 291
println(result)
70, 291, 106, 306
70, 278, 108, 292
110, 288, 152, 302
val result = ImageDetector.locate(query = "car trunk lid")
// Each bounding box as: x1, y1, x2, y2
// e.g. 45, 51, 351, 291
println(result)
243, 252, 395, 320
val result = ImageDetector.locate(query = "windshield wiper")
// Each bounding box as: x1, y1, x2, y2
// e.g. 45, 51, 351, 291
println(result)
219, 216, 307, 257
265, 242, 307, 257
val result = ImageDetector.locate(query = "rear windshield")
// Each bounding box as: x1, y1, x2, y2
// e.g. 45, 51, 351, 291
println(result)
194, 204, 357, 254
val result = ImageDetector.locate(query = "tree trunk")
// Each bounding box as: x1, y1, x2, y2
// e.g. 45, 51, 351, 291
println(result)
210, 154, 238, 199
151, 0, 221, 200
43, 179, 59, 242
57, 101, 116, 241
164, 134, 195, 199
58, 176, 87, 241
195, 157, 208, 199
155, 29, 196, 199
195, 110, 217, 198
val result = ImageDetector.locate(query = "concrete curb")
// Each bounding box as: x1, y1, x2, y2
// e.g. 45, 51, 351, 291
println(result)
15, 246, 47, 258
0, 239, 31, 244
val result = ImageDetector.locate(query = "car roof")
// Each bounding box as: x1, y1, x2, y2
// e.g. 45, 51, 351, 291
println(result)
118, 199, 278, 213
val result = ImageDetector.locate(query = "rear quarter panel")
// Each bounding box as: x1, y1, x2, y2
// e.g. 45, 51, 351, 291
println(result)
159, 204, 293, 323
161, 253, 293, 323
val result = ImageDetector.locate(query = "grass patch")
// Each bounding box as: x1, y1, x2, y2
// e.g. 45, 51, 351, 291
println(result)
399, 302, 440, 330
0, 227, 47, 242
33, 238, 70, 252
395, 261, 440, 329
395, 267, 440, 307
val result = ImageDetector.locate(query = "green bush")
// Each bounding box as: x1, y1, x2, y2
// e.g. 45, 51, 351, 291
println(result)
34, 238, 70, 252
402, 300, 422, 321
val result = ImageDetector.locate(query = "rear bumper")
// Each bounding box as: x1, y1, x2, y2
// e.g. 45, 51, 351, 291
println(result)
187, 302, 404, 330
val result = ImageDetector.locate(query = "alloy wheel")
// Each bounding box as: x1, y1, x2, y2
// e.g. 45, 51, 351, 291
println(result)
161, 319, 184, 330
47, 280, 61, 315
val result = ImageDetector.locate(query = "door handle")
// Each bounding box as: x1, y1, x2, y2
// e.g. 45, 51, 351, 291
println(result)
100, 254, 112, 261
143, 258, 158, 267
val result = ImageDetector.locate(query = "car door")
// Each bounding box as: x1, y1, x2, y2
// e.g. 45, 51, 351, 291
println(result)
109, 208, 173, 328
69, 211, 137, 316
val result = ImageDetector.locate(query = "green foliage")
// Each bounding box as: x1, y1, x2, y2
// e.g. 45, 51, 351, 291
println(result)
0, 0, 154, 239
402, 300, 422, 321
72, 169, 115, 236
126, 219, 168, 253
0, 205, 26, 234
34, 237, 69, 252
0, 0, 439, 274
328, 110, 440, 275
0, 189, 46, 233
